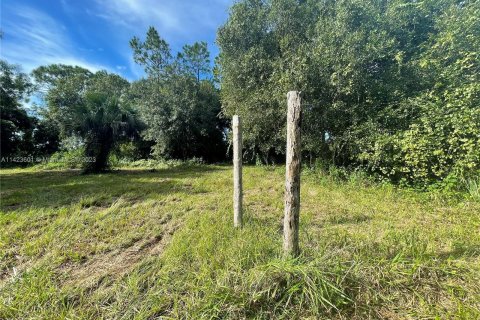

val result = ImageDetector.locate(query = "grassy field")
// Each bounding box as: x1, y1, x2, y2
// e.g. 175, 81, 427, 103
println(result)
1, 164, 479, 319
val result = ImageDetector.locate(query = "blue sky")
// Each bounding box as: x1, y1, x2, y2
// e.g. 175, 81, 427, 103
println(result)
1, 0, 232, 81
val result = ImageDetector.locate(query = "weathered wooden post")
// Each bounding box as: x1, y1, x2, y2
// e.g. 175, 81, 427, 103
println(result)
233, 115, 243, 228
283, 91, 301, 257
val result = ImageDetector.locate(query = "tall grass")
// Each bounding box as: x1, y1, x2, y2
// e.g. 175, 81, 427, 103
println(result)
1, 165, 479, 319
465, 177, 480, 200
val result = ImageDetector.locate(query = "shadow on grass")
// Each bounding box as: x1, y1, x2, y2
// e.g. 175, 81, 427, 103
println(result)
0, 165, 226, 212
326, 213, 372, 225
434, 244, 480, 259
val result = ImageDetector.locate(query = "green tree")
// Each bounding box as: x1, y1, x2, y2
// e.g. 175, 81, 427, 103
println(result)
178, 42, 211, 82
33, 66, 142, 172
32, 64, 93, 91
363, 1, 480, 185
32, 119, 60, 156
217, 0, 478, 187
130, 26, 171, 81
130, 28, 226, 162
0, 60, 34, 159
80, 92, 141, 173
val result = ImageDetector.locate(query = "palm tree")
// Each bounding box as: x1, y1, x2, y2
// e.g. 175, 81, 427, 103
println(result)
79, 93, 142, 173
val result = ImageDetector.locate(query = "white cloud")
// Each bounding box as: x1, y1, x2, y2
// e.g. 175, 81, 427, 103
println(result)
0, 4, 110, 73
0, 1, 232, 81
92, 0, 230, 41
92, 0, 181, 31
91, 0, 231, 78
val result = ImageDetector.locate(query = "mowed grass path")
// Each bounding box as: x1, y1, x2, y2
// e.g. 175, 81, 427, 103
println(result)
1, 165, 479, 319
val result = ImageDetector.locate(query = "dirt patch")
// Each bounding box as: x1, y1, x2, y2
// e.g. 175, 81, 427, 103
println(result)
60, 220, 180, 290
0, 253, 34, 286
0, 216, 180, 292
1, 203, 23, 212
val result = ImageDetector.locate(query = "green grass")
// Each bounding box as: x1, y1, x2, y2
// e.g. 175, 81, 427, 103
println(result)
1, 165, 479, 319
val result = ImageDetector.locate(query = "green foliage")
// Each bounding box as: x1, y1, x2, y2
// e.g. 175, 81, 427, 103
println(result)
33, 65, 143, 173
217, 0, 480, 187
32, 64, 93, 92
130, 27, 226, 162
178, 41, 211, 82
81, 93, 140, 173
0, 60, 59, 162
32, 119, 60, 156
34, 148, 84, 170
130, 26, 172, 80
465, 177, 480, 201
360, 1, 480, 187
0, 60, 34, 159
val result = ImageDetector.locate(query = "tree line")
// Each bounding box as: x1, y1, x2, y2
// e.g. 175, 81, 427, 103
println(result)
1, 0, 479, 188
1, 28, 225, 172
218, 0, 479, 187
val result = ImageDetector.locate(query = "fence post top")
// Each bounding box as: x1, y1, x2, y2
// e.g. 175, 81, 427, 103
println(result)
287, 91, 302, 97
233, 115, 240, 125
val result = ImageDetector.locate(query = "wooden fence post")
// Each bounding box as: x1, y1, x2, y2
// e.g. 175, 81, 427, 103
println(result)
233, 115, 243, 228
283, 91, 301, 257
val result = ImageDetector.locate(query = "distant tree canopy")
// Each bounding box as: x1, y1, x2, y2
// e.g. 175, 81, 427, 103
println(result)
1, 60, 34, 158
217, 0, 480, 185
2, 27, 226, 170
2, 2, 478, 187
32, 65, 143, 172
130, 27, 226, 161
1, 60, 59, 160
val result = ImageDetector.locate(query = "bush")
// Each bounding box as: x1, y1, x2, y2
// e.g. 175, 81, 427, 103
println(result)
34, 148, 85, 170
